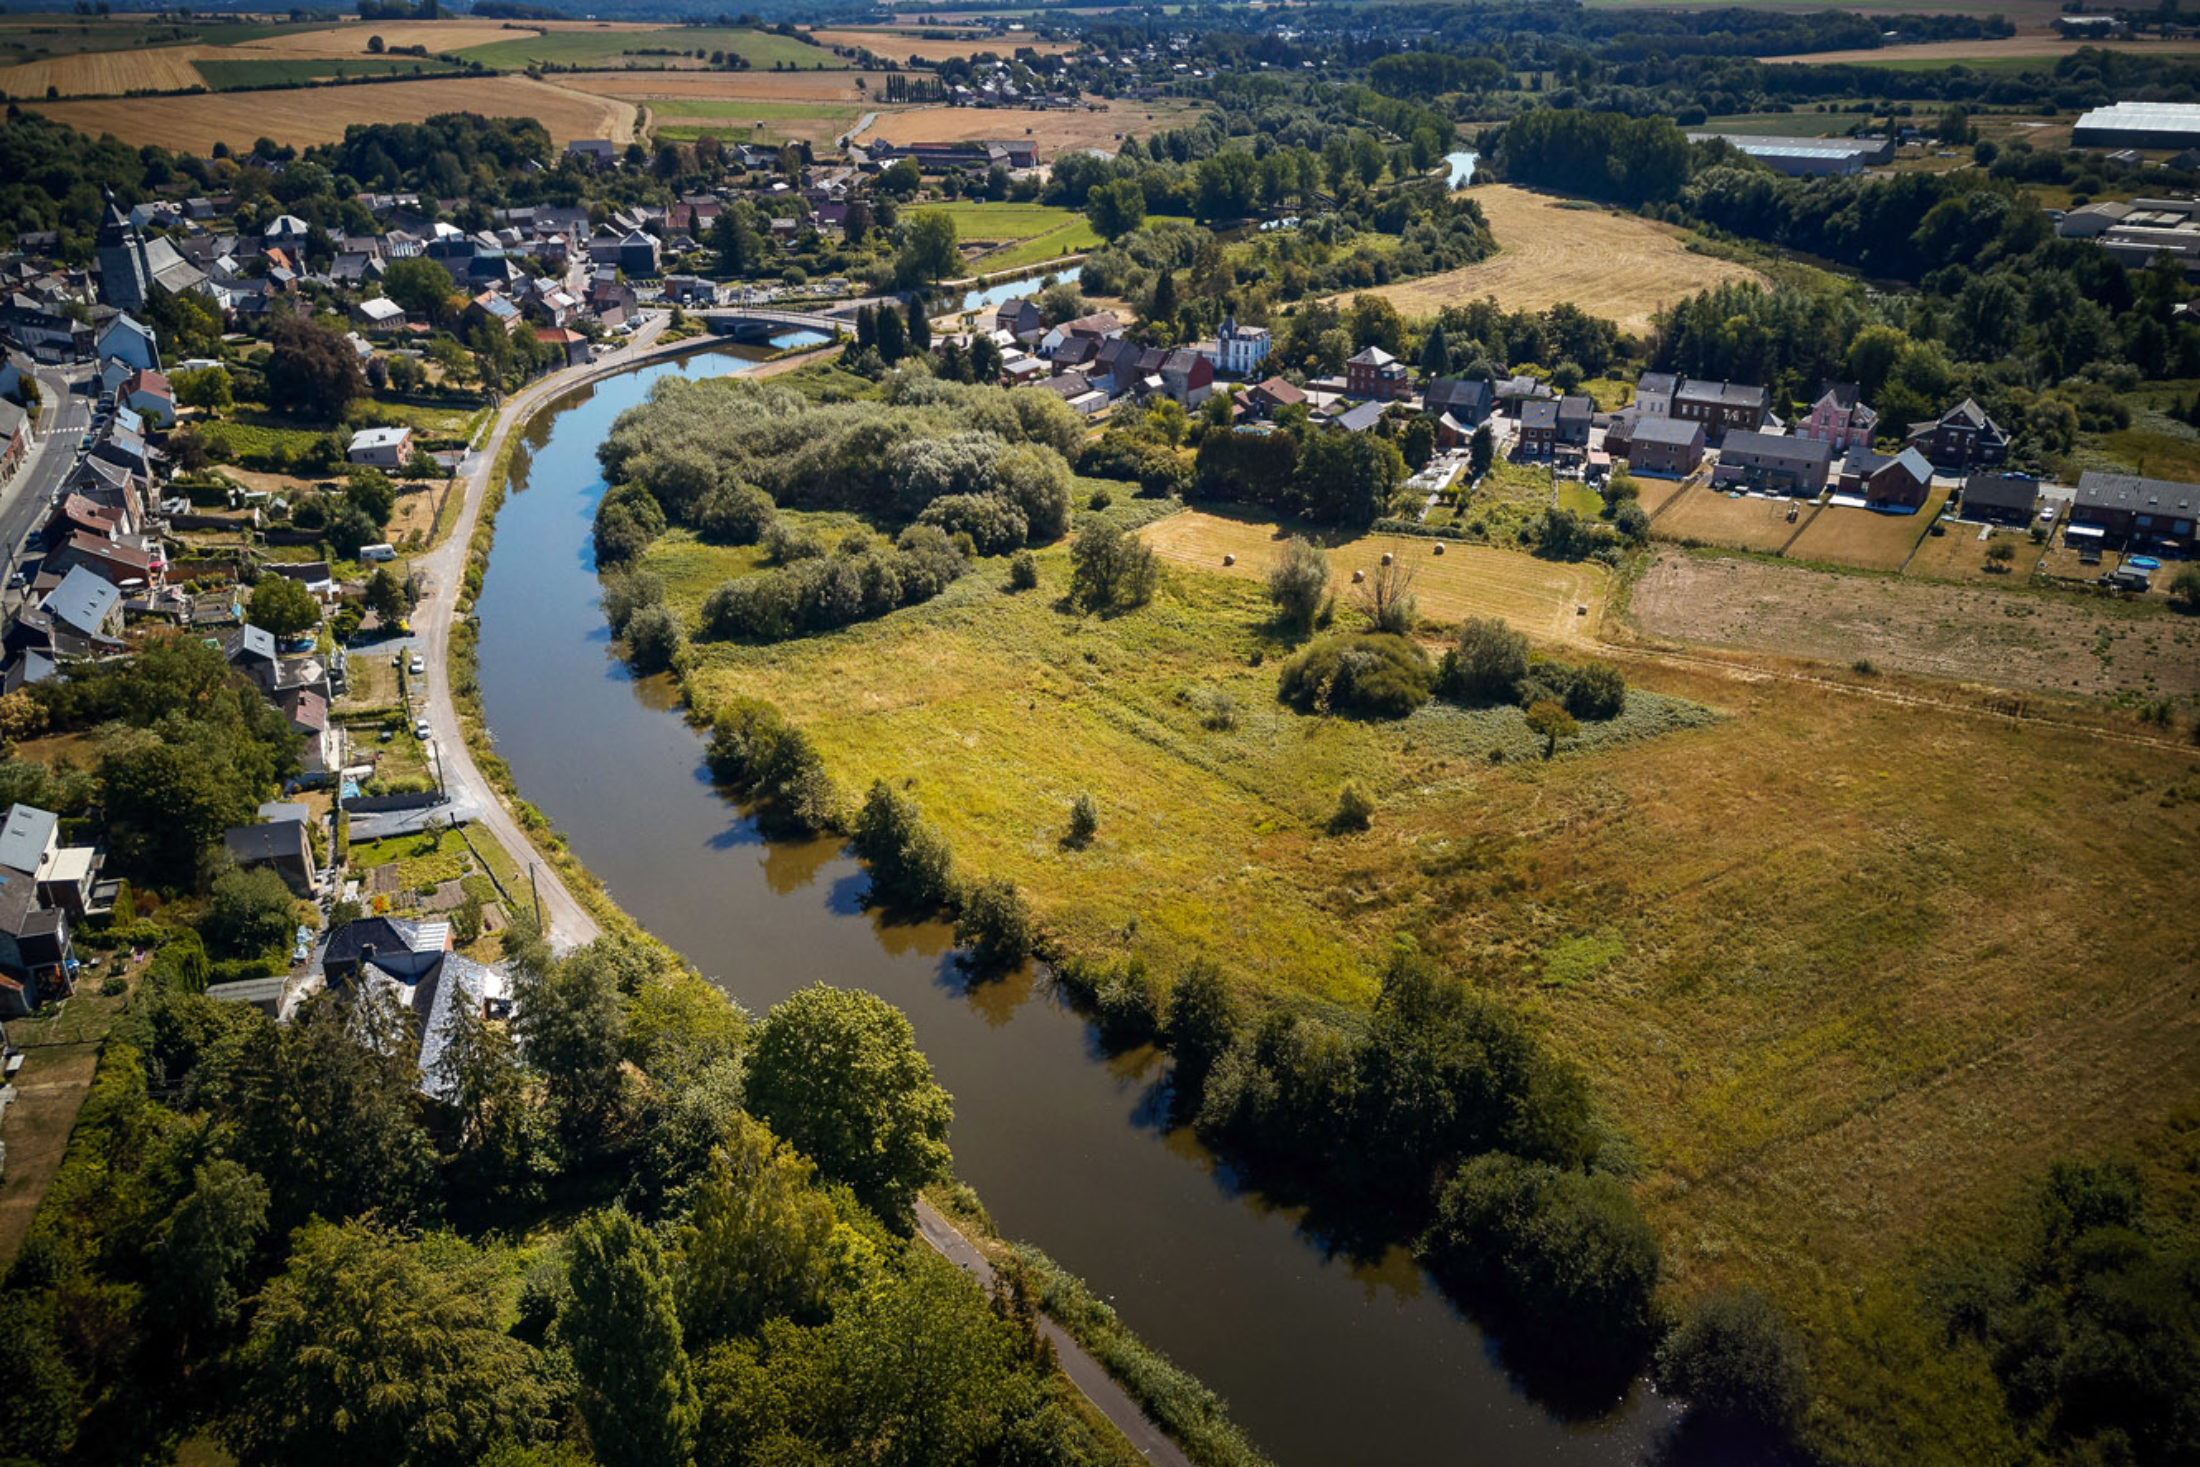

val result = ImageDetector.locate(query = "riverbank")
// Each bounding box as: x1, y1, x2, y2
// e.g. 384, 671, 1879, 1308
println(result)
425, 336, 1264, 1467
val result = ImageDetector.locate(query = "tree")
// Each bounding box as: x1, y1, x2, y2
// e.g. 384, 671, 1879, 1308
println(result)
1294, 430, 1405, 525
1068, 519, 1158, 611
905, 296, 931, 354
434, 1000, 555, 1218
1266, 536, 1329, 631
745, 983, 953, 1225
675, 1114, 838, 1343
1087, 177, 1147, 240
1658, 1289, 1811, 1432
347, 467, 398, 525
383, 256, 458, 322
1067, 792, 1099, 847
875, 302, 908, 364
247, 574, 321, 640
562, 1209, 698, 1467
1166, 960, 1240, 1107
265, 316, 365, 420
365, 565, 409, 626
896, 207, 961, 287
1445, 616, 1529, 702
1525, 698, 1577, 757
227, 1219, 555, 1467
1469, 422, 1494, 479
142, 1159, 269, 1360
201, 866, 298, 958
99, 735, 265, 884
1332, 780, 1376, 831
954, 876, 1034, 969
514, 940, 630, 1151
173, 364, 234, 414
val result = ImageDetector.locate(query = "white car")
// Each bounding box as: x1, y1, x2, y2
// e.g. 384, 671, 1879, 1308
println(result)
408, 654, 425, 675
414, 718, 433, 740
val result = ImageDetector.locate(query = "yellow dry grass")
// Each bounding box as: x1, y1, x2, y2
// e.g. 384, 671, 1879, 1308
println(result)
0, 44, 226, 97
809, 25, 1080, 61
35, 73, 634, 151
229, 20, 534, 55
561, 68, 888, 103
1139, 508, 1607, 643
1341, 185, 1766, 334
1653, 484, 1810, 554
859, 97, 1202, 156
1784, 490, 1947, 570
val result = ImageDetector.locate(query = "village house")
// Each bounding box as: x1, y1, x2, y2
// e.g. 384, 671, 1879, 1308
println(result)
1345, 345, 1411, 401
1959, 473, 2040, 524
1836, 446, 1934, 509
35, 566, 124, 652
463, 291, 525, 338
1154, 348, 1215, 408
1515, 398, 1560, 458
96, 312, 160, 375
0, 802, 107, 920
222, 819, 317, 897
1246, 376, 1308, 418
123, 369, 173, 428
1633, 371, 1678, 416
322, 914, 512, 1100
347, 425, 413, 469
353, 297, 407, 333
1040, 311, 1125, 355
2068, 471, 2200, 548
1556, 395, 1594, 449
1615, 415, 1705, 477
1906, 399, 2010, 472
1796, 383, 1879, 454
1423, 377, 1493, 426
1670, 379, 1768, 443
1713, 430, 1834, 495
0, 400, 26, 484
1201, 316, 1272, 378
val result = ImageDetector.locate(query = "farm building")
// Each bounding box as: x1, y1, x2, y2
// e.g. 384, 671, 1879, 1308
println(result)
1617, 415, 1704, 477
1959, 474, 2039, 524
2072, 102, 2200, 152
1713, 431, 1834, 496
1685, 133, 1891, 176
2068, 471, 2200, 548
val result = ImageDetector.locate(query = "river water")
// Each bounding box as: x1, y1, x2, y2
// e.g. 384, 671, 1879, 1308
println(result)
475, 347, 1676, 1466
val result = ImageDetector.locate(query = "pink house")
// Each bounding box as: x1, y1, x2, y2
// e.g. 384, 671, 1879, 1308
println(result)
1797, 382, 1878, 453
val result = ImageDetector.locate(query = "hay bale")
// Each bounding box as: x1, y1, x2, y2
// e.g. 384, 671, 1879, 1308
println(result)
1433, 542, 1445, 555
1222, 552, 1235, 566
1351, 568, 1365, 583
1380, 551, 1394, 566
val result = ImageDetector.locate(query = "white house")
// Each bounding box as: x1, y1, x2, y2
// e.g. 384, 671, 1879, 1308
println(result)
347, 425, 413, 469
96, 314, 159, 375
1205, 315, 1271, 378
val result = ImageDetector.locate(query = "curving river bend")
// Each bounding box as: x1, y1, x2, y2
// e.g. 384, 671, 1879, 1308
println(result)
474, 346, 1676, 1466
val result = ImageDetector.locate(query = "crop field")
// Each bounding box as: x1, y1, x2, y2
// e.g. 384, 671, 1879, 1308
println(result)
1139, 506, 1607, 642
933, 200, 1103, 272
1339, 185, 1767, 334
654, 102, 866, 147
859, 98, 1203, 157
1629, 547, 2200, 697
235, 20, 545, 54
0, 44, 230, 98
193, 56, 461, 90
1653, 485, 1811, 554
455, 25, 842, 73
809, 25, 1081, 62
560, 68, 885, 103
35, 74, 637, 151
1783, 490, 1947, 570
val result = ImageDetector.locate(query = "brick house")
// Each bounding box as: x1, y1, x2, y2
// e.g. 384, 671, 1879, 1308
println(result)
1960, 473, 2039, 524
1345, 346, 1410, 401
1796, 382, 1878, 454
1905, 399, 2009, 472
1619, 415, 1704, 476
1712, 430, 1833, 495
1671, 379, 1769, 443
2067, 471, 2200, 548
1836, 446, 1934, 509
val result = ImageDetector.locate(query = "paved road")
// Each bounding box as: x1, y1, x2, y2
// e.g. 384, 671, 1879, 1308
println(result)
0, 364, 95, 595
914, 1200, 1195, 1467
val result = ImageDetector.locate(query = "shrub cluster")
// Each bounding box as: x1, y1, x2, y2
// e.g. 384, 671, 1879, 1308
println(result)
699, 525, 968, 641
850, 781, 957, 910
1440, 618, 1628, 721
704, 697, 838, 833
1277, 633, 1432, 718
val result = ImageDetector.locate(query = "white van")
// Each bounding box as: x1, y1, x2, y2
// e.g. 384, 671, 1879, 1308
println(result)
360, 543, 398, 563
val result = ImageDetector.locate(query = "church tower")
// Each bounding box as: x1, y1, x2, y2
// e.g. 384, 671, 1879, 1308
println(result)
95, 194, 151, 313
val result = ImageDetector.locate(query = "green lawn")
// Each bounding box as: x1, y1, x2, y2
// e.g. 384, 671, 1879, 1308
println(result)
456, 26, 844, 71
931, 201, 1102, 274
193, 55, 462, 88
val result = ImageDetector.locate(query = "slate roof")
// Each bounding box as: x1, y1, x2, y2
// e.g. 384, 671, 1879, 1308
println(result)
0, 804, 56, 877
42, 566, 119, 636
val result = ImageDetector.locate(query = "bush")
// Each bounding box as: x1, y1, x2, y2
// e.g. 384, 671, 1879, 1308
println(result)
200, 867, 298, 959
1525, 699, 1577, 757
1068, 520, 1158, 611
1266, 536, 1330, 630
600, 570, 667, 638
1421, 1153, 1661, 1367
954, 877, 1034, 969
1331, 781, 1375, 832
1564, 661, 1626, 720
851, 781, 956, 909
919, 492, 1027, 555
1657, 1289, 1811, 1432
1007, 550, 1039, 591
1442, 616, 1530, 703
692, 482, 776, 545
622, 602, 685, 674
2172, 564, 2200, 612
705, 697, 837, 832
1277, 633, 1432, 719
1066, 792, 1099, 847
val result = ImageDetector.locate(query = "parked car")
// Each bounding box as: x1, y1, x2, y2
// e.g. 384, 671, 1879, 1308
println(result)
408, 654, 425, 675
414, 719, 433, 740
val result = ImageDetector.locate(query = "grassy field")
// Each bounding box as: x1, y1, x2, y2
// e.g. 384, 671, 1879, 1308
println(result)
933, 200, 1103, 273
859, 98, 1203, 158
33, 73, 637, 151
1699, 111, 1859, 136
1903, 520, 2041, 582
456, 25, 841, 73
1784, 489, 1947, 571
1338, 185, 1767, 334
1141, 505, 1607, 642
1654, 484, 1813, 554
194, 55, 461, 89
654, 102, 866, 146
649, 492, 2200, 1462
809, 25, 1081, 62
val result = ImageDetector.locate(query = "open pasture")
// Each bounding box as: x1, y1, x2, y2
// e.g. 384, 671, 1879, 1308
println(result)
455, 25, 841, 73
1139, 506, 1605, 642
561, 68, 885, 103
34, 73, 635, 151
1784, 488, 1948, 570
1652, 484, 1810, 554
1338, 185, 1766, 335
933, 200, 1103, 271
858, 98, 1202, 157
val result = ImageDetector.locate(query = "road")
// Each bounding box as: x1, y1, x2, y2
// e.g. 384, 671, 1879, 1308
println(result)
0, 364, 95, 598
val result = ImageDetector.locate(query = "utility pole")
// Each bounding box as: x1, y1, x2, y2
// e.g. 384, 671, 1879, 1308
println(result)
528, 863, 543, 928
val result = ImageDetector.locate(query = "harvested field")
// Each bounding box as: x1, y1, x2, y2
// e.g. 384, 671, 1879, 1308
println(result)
1653, 485, 1810, 554
0, 44, 231, 98
1629, 548, 2200, 697
655, 103, 865, 147
1139, 506, 1606, 643
809, 25, 1080, 61
455, 25, 836, 72
1338, 185, 1766, 334
1762, 35, 2200, 64
1784, 490, 1947, 570
34, 73, 636, 151
230, 19, 534, 54
859, 98, 1202, 156
561, 68, 887, 103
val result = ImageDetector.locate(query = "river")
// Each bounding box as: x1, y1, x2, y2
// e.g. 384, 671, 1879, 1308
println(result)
474, 346, 1677, 1466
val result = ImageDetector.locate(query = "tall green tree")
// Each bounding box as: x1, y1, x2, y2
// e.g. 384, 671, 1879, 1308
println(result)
247, 573, 321, 640
746, 984, 953, 1227
895, 208, 960, 287
676, 1114, 839, 1344
513, 939, 630, 1152
562, 1209, 698, 1467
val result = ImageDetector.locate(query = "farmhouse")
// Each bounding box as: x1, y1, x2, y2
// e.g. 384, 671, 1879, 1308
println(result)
1713, 431, 1834, 496
2068, 471, 2200, 548
1423, 377, 1493, 425
1959, 474, 2040, 524
1246, 376, 1307, 418
348, 425, 413, 469
1515, 398, 1559, 458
